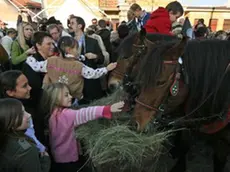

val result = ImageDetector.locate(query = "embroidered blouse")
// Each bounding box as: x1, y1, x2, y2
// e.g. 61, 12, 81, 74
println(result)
26, 56, 108, 79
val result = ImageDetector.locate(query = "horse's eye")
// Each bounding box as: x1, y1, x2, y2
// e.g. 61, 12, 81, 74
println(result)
156, 81, 166, 86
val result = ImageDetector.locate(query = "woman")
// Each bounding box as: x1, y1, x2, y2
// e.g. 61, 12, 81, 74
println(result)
11, 22, 36, 70
0, 98, 50, 172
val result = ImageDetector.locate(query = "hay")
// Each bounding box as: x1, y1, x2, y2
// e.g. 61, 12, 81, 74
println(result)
77, 123, 172, 169
76, 88, 174, 170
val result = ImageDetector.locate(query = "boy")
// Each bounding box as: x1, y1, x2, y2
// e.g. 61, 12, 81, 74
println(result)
145, 1, 184, 35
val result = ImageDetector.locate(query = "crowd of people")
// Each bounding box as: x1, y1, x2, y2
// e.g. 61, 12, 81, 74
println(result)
0, 1, 230, 172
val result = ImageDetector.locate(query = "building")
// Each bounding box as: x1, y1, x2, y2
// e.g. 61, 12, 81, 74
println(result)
184, 6, 230, 31
0, 0, 42, 28
39, 0, 177, 29
2, 0, 230, 31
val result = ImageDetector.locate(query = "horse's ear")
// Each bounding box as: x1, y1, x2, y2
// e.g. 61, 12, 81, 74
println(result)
139, 27, 146, 41
164, 36, 188, 60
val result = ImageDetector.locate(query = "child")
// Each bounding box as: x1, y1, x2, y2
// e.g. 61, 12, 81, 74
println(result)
145, 1, 184, 35
0, 98, 50, 172
25, 36, 117, 102
0, 70, 46, 153
42, 82, 124, 172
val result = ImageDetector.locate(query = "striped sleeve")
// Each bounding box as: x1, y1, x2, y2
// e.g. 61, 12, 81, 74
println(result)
74, 106, 111, 127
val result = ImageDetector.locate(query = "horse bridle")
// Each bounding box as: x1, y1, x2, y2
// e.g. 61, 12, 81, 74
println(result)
112, 42, 147, 79
135, 60, 181, 115
135, 59, 230, 127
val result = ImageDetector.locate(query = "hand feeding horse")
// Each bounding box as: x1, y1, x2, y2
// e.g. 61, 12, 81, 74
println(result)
132, 37, 230, 172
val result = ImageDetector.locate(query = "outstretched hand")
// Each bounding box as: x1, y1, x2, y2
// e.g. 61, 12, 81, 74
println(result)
106, 62, 117, 71
110, 101, 125, 113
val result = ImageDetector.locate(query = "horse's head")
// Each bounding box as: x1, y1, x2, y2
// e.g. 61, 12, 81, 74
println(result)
108, 28, 150, 92
133, 36, 188, 131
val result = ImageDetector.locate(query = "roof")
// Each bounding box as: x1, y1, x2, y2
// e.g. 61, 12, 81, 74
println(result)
185, 6, 230, 12
11, 0, 41, 9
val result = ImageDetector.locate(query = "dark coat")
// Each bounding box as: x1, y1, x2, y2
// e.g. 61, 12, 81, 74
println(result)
22, 52, 46, 143
79, 36, 106, 104
96, 29, 112, 56
0, 132, 50, 172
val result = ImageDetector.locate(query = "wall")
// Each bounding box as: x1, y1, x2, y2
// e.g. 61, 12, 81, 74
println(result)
185, 10, 230, 31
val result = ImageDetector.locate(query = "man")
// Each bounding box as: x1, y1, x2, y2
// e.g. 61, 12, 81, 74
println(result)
194, 18, 206, 31
47, 24, 71, 55
0, 21, 7, 39
47, 24, 61, 45
145, 1, 184, 35
96, 19, 112, 56
129, 3, 150, 31
69, 16, 106, 104
194, 27, 208, 39
1, 28, 17, 57
92, 18, 98, 26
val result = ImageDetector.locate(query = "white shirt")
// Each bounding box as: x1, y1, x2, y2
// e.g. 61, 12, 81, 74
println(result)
1, 35, 13, 58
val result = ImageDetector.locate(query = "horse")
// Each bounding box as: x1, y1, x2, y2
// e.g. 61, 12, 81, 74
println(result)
132, 37, 230, 171
108, 30, 178, 92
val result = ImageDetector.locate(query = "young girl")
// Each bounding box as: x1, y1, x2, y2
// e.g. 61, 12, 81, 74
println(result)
42, 83, 124, 172
0, 98, 50, 172
25, 36, 117, 102
0, 70, 46, 153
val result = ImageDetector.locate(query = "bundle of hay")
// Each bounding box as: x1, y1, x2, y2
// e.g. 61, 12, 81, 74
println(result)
76, 88, 173, 171
77, 122, 172, 170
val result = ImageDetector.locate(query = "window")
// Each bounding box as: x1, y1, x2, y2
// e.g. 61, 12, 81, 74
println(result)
223, 19, 230, 31
209, 19, 218, 31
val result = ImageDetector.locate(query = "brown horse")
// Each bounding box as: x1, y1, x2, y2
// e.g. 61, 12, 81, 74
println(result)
133, 38, 230, 171
133, 36, 188, 131
108, 30, 149, 92
108, 31, 178, 92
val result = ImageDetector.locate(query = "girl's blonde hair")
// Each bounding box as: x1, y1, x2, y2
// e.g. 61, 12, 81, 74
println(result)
17, 22, 33, 50
41, 83, 70, 117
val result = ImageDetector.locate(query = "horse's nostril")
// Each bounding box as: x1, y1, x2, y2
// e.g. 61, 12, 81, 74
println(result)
109, 84, 117, 91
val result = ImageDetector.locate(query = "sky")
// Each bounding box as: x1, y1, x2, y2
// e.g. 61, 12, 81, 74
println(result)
181, 0, 228, 6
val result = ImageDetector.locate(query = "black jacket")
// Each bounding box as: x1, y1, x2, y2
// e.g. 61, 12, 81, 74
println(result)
96, 29, 112, 56
0, 132, 50, 172
22, 52, 46, 143
79, 36, 105, 104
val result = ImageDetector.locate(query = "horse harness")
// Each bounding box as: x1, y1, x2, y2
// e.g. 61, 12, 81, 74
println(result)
134, 59, 182, 124
135, 59, 230, 130
112, 42, 147, 79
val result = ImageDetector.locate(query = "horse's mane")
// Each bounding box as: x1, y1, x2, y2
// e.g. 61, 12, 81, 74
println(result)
183, 39, 230, 118
146, 33, 177, 42
115, 33, 139, 59
136, 40, 179, 89
115, 33, 178, 60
